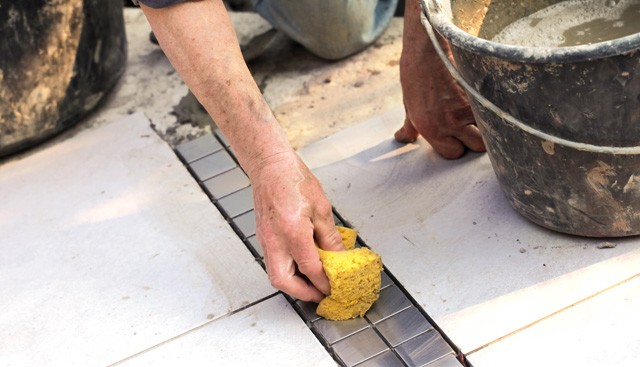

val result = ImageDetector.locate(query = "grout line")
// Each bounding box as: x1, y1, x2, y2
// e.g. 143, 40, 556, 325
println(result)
352, 348, 392, 367
212, 131, 240, 166
466, 271, 640, 356
230, 207, 254, 220
367, 322, 410, 366
367, 303, 413, 325
107, 293, 281, 366
425, 353, 460, 367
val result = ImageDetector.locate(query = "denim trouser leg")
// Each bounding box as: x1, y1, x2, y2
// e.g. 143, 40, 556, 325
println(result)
252, 0, 398, 60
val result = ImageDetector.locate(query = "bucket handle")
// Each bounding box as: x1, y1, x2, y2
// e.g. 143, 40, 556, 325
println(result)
420, 12, 640, 155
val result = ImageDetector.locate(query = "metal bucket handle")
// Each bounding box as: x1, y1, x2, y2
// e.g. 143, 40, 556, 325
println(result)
419, 6, 640, 155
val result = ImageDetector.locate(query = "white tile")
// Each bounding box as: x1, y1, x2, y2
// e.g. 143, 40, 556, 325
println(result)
0, 114, 274, 366
117, 295, 336, 367
299, 108, 640, 354
468, 275, 640, 367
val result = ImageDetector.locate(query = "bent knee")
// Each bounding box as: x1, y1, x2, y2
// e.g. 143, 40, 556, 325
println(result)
300, 24, 378, 60
256, 0, 397, 60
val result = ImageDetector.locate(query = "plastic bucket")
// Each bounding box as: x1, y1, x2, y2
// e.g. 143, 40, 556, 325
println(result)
0, 0, 127, 157
421, 0, 640, 237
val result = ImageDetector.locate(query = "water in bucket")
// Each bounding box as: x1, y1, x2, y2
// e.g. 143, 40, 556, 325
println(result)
492, 0, 640, 47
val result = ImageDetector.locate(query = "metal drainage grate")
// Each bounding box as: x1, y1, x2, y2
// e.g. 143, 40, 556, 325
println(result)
175, 132, 468, 367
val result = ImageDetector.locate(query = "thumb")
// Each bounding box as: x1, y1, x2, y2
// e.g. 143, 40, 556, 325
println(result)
314, 217, 344, 252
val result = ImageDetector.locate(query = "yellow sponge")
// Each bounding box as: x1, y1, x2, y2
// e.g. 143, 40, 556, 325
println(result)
316, 227, 382, 321
337, 226, 358, 250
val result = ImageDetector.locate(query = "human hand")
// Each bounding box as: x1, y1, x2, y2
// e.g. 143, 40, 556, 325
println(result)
139, 0, 343, 302
396, 1, 485, 159
250, 151, 344, 303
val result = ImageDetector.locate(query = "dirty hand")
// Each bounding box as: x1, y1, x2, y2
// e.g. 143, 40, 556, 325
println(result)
139, 0, 343, 303
396, 0, 485, 159
250, 151, 344, 303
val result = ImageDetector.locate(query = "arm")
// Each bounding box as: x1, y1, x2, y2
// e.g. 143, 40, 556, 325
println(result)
395, 0, 485, 159
140, 0, 343, 302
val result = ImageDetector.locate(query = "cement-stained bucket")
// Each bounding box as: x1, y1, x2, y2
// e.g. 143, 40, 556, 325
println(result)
421, 0, 640, 236
0, 0, 127, 157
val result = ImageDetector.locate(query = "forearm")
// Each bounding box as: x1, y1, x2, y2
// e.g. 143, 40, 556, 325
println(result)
402, 0, 449, 67
396, 0, 485, 158
403, 1, 434, 58
140, 0, 293, 178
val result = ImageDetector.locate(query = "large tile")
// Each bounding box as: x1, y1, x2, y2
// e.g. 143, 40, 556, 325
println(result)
116, 295, 336, 367
0, 114, 274, 366
468, 275, 640, 367
299, 107, 640, 354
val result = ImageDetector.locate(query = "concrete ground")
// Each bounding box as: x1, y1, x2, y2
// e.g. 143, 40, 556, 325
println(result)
92, 8, 403, 151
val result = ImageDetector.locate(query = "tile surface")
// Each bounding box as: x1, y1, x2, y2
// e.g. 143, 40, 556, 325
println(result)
294, 301, 322, 323
356, 351, 404, 367
117, 295, 336, 367
426, 355, 463, 367
189, 150, 237, 181
235, 210, 257, 237
202, 166, 250, 199
314, 317, 370, 344
299, 107, 640, 354
376, 307, 433, 347
175, 134, 223, 163
247, 235, 263, 258
0, 114, 274, 366
218, 186, 254, 218
395, 330, 454, 367
381, 271, 393, 289
468, 275, 640, 367
366, 285, 412, 324
332, 327, 388, 367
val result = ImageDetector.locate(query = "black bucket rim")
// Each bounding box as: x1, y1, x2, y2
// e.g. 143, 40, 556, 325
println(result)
422, 0, 640, 64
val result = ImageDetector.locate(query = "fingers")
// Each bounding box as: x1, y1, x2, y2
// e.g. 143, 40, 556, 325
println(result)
394, 116, 419, 143
445, 106, 486, 153
250, 153, 338, 303
290, 233, 332, 297
261, 217, 334, 301
401, 103, 486, 159
435, 107, 485, 157
425, 124, 486, 159
266, 251, 326, 303
313, 206, 344, 252
427, 135, 466, 160
459, 123, 486, 153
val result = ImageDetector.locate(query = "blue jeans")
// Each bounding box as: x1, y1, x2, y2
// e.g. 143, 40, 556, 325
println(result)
252, 0, 398, 60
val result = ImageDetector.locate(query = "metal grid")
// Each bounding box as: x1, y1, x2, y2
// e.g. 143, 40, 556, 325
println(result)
175, 132, 467, 367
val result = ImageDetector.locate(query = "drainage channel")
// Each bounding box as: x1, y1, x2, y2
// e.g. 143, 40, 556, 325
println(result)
175, 132, 468, 367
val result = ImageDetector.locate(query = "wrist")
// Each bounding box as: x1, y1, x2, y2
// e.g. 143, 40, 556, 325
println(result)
243, 149, 298, 181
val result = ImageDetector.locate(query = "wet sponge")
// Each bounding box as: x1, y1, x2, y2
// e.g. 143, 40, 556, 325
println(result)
337, 225, 358, 250
316, 227, 382, 321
